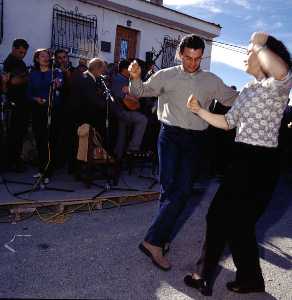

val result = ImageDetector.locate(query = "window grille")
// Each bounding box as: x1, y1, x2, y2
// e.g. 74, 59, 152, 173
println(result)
0, 0, 3, 44
161, 36, 181, 69
51, 5, 98, 58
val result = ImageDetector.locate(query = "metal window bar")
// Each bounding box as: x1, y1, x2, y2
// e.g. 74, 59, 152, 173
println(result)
0, 0, 3, 44
51, 5, 98, 58
161, 36, 180, 69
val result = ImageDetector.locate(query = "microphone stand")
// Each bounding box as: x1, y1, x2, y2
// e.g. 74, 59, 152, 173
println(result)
90, 76, 140, 200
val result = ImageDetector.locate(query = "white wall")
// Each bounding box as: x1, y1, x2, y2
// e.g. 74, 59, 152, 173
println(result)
85, 0, 214, 69
96, 7, 189, 66
0, 0, 77, 65
109, 0, 221, 37
0, 0, 213, 70
0, 0, 107, 66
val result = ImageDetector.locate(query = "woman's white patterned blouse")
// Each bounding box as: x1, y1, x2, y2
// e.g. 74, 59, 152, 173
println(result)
225, 72, 292, 147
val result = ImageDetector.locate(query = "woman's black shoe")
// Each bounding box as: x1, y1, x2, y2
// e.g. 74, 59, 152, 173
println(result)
226, 281, 265, 294
184, 275, 212, 296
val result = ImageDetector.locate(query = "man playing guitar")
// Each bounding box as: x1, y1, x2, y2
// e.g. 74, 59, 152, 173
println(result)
111, 59, 147, 160
121, 85, 140, 111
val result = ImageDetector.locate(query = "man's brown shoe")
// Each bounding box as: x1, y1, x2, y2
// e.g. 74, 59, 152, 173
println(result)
139, 242, 171, 271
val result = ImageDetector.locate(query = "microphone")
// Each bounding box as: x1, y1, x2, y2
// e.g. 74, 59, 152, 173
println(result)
98, 75, 115, 102
1, 95, 6, 122
99, 74, 108, 80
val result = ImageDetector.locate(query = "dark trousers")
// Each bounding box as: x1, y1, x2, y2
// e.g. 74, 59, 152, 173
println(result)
144, 123, 206, 247
31, 104, 62, 176
61, 113, 79, 172
197, 142, 279, 284
6, 102, 30, 164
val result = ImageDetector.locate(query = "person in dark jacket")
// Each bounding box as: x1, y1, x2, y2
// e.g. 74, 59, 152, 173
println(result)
3, 38, 30, 172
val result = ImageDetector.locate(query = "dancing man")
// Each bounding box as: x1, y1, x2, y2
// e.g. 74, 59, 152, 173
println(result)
129, 34, 238, 271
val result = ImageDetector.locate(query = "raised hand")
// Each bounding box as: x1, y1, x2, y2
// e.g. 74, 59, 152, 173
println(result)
128, 60, 141, 80
187, 94, 201, 114
250, 32, 268, 46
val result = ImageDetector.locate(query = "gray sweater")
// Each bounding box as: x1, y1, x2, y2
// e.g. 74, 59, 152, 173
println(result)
129, 65, 238, 130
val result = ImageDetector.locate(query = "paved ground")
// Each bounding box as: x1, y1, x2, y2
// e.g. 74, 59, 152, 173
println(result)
0, 170, 291, 299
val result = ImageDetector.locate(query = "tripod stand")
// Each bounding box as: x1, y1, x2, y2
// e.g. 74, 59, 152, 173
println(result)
12, 61, 73, 197
90, 77, 140, 200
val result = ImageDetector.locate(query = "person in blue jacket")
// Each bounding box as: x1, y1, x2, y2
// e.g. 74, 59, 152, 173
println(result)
27, 48, 63, 183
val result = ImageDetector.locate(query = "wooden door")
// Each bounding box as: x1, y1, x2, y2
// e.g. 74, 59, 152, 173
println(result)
114, 26, 138, 62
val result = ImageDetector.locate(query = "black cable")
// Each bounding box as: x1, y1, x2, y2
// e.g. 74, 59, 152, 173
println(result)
212, 40, 248, 52
212, 43, 247, 54
204, 37, 248, 53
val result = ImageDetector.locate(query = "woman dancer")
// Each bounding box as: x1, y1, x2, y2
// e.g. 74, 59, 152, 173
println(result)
184, 32, 292, 296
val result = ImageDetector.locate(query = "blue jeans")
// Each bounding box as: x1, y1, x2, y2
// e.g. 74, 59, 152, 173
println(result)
144, 123, 206, 247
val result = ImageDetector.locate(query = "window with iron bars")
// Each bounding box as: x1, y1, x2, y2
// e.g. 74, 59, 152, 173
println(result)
51, 5, 98, 58
161, 36, 181, 69
0, 0, 3, 44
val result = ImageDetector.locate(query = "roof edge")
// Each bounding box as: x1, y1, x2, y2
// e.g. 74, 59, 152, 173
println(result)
78, 0, 221, 38
139, 0, 221, 29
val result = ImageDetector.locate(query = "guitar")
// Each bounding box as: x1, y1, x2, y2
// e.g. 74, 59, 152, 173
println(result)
120, 68, 156, 111
122, 94, 140, 111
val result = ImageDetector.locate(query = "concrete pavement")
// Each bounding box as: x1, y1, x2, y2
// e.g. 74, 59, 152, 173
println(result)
0, 175, 291, 299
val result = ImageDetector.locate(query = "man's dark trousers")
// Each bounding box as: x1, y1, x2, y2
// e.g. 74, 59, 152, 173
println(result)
6, 101, 30, 166
144, 123, 206, 247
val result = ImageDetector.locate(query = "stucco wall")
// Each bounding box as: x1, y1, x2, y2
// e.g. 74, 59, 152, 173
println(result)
109, 0, 220, 37
0, 0, 213, 70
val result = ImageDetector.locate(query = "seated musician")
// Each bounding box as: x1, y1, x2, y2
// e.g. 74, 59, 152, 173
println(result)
70, 58, 108, 135
111, 59, 147, 160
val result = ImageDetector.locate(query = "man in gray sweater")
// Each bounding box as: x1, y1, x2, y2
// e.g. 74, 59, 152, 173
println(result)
129, 34, 238, 271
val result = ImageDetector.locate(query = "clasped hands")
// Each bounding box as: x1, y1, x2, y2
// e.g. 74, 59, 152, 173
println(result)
249, 32, 268, 54
186, 94, 202, 114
